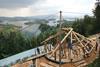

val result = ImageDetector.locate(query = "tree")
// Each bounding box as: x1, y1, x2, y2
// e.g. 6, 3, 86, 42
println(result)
93, 0, 100, 33
0, 27, 35, 59
72, 15, 95, 36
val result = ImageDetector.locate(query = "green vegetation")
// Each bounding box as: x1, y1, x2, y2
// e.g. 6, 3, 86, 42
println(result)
0, 26, 36, 59
36, 23, 58, 46
88, 57, 100, 67
87, 1, 100, 67
0, 23, 57, 59
93, 2, 100, 33
72, 15, 95, 36
72, 0, 100, 36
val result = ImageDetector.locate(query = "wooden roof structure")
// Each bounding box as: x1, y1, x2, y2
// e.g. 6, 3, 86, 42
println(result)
35, 27, 99, 67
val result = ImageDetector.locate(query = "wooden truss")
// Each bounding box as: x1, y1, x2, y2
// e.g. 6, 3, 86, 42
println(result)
41, 28, 97, 63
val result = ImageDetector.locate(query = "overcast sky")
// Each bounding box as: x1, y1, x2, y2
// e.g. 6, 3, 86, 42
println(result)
0, 0, 96, 17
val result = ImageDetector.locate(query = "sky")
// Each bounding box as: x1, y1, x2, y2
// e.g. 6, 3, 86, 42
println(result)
0, 0, 96, 17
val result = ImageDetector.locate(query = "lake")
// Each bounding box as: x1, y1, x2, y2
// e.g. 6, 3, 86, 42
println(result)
0, 20, 41, 37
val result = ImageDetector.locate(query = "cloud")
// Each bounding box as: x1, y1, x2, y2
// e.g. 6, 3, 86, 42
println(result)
0, 0, 41, 9
32, 0, 95, 14
0, 0, 96, 17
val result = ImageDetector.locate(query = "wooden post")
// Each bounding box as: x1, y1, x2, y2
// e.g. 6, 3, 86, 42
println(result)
59, 11, 62, 67
70, 32, 73, 62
